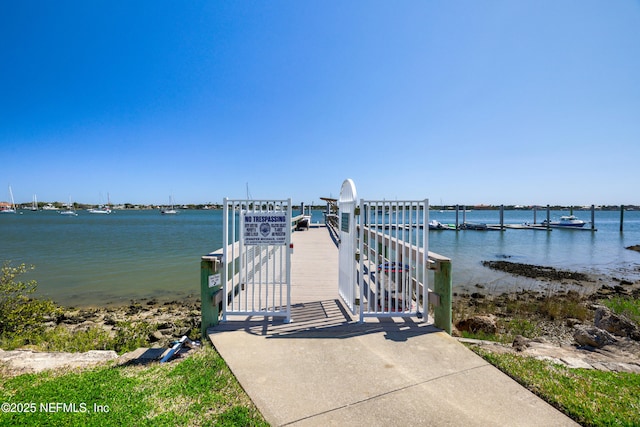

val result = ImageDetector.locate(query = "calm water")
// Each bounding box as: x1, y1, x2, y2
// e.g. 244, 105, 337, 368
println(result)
1, 208, 639, 306
428, 209, 640, 294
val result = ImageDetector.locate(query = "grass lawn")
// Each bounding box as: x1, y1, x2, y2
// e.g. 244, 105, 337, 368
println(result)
472, 347, 640, 427
0, 346, 268, 427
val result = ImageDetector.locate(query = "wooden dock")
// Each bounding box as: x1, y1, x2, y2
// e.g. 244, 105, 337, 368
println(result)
289, 225, 340, 305
204, 224, 577, 427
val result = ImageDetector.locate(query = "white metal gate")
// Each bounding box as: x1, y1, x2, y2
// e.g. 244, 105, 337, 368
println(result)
357, 199, 429, 322
222, 198, 292, 322
338, 179, 358, 314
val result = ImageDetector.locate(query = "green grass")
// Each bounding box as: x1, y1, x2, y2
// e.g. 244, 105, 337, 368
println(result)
0, 346, 268, 427
600, 296, 640, 325
472, 347, 640, 427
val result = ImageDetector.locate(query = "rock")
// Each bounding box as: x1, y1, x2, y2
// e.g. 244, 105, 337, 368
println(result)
594, 306, 640, 340
512, 335, 530, 352
573, 325, 617, 348
565, 318, 582, 327
456, 314, 497, 334
150, 330, 165, 342
481, 260, 590, 281
0, 350, 118, 375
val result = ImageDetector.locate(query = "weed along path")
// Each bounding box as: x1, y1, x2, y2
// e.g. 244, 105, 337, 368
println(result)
207, 227, 578, 426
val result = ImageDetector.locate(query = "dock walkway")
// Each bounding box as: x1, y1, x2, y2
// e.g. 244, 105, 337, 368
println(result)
207, 226, 578, 426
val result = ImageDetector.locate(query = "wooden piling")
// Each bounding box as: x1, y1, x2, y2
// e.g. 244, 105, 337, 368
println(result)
546, 205, 550, 230
201, 255, 222, 337
620, 205, 625, 232
433, 258, 452, 334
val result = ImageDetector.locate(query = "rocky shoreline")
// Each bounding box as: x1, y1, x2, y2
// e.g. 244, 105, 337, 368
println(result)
0, 298, 202, 376
55, 297, 202, 348
2, 260, 640, 376
455, 260, 640, 373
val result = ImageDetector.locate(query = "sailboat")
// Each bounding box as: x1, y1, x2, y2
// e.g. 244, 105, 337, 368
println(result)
160, 196, 178, 215
30, 194, 38, 211
88, 193, 112, 214
0, 186, 17, 214
59, 197, 78, 216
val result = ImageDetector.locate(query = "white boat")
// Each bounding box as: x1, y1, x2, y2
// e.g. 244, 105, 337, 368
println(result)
0, 186, 17, 214
29, 194, 38, 211
542, 215, 586, 228
160, 196, 178, 215
42, 203, 59, 211
88, 194, 112, 214
59, 197, 78, 216
428, 219, 452, 230
87, 206, 111, 214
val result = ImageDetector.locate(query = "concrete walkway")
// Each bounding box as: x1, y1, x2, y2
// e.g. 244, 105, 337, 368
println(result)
207, 226, 578, 426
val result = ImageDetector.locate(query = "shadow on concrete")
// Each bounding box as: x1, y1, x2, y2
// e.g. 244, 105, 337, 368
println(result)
209, 298, 440, 342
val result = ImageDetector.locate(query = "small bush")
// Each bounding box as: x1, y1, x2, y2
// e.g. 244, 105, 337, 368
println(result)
114, 321, 156, 353
0, 262, 62, 348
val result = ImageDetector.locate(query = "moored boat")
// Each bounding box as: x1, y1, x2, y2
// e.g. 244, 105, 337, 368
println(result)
160, 196, 178, 214
88, 193, 112, 214
542, 215, 586, 228
59, 197, 78, 216
0, 186, 17, 214
88, 207, 112, 214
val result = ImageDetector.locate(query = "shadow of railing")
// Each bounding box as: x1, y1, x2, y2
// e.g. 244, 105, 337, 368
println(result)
208, 298, 441, 342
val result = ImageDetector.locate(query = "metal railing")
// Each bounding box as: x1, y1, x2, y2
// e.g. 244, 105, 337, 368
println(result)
200, 213, 304, 336
200, 211, 452, 336
358, 223, 451, 332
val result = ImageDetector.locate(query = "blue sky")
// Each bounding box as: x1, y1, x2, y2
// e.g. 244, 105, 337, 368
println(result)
1, 1, 638, 207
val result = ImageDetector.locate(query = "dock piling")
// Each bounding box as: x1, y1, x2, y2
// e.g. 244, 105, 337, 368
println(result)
200, 255, 222, 337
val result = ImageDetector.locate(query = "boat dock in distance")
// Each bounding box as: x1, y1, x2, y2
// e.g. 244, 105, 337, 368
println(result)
425, 205, 600, 231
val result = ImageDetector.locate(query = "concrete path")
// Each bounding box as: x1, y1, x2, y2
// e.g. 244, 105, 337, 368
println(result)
208, 227, 579, 426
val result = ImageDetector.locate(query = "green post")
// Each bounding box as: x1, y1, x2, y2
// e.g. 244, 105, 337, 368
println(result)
201, 256, 222, 339
433, 260, 452, 334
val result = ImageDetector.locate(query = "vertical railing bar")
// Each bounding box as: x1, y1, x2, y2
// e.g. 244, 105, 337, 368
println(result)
412, 202, 417, 314
285, 199, 292, 321
368, 201, 373, 315
400, 202, 405, 312
380, 202, 384, 313
358, 199, 365, 322
406, 202, 410, 312
259, 202, 265, 312
222, 198, 229, 321
382, 201, 386, 313
234, 200, 239, 313
390, 201, 396, 313
279, 206, 284, 310
238, 202, 242, 312
277, 241, 281, 311
373, 201, 378, 315
384, 202, 388, 314
423, 199, 429, 320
